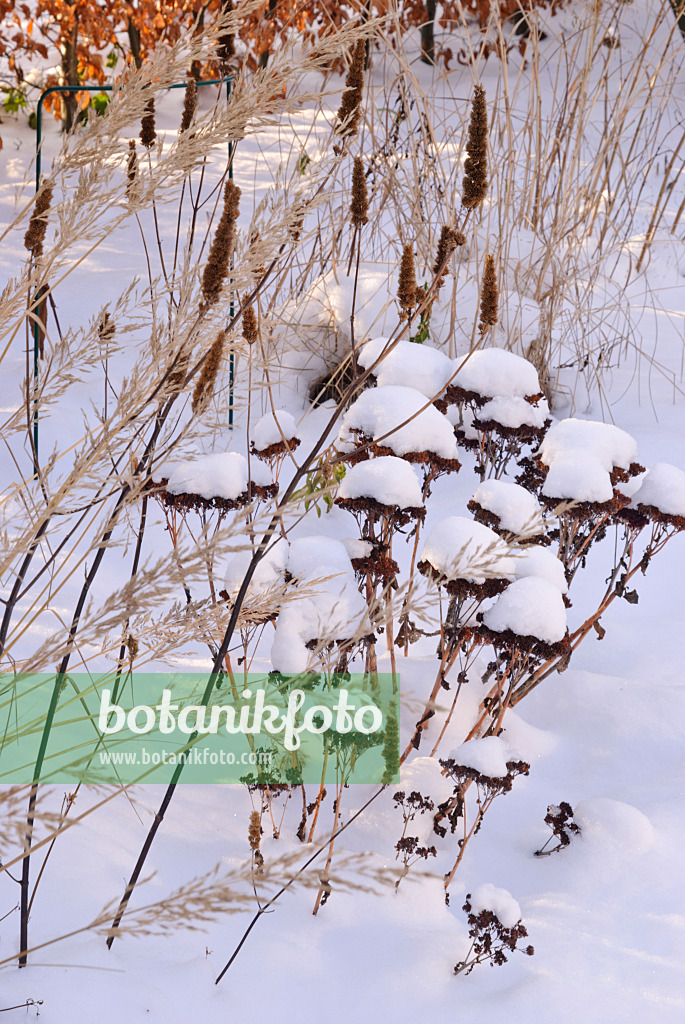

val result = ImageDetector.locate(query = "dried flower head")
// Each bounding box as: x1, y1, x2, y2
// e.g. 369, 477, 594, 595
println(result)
248, 811, 261, 852
478, 254, 498, 334
350, 157, 368, 227
179, 76, 197, 134
201, 178, 241, 306
335, 39, 366, 140
192, 329, 227, 414
242, 305, 258, 345
397, 243, 417, 319
140, 97, 156, 149
126, 140, 138, 194
98, 311, 115, 345
462, 85, 489, 209
217, 0, 236, 65
24, 181, 54, 259
432, 226, 461, 291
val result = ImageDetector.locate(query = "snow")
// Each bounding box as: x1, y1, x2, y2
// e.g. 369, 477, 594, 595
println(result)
482, 577, 567, 643
573, 798, 654, 858
338, 455, 423, 508
513, 545, 568, 594
165, 451, 271, 500
252, 409, 301, 450
450, 736, 511, 778
286, 536, 353, 582
539, 418, 639, 503
338, 385, 460, 461
632, 462, 685, 516
469, 883, 522, 930
472, 479, 544, 536
358, 337, 455, 399
420, 517, 516, 583
476, 394, 549, 430
224, 542, 287, 597
452, 348, 541, 400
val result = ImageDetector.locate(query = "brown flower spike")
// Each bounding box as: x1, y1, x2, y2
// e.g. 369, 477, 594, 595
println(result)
432, 226, 464, 292
179, 76, 197, 134
217, 0, 236, 64
335, 39, 366, 140
126, 140, 138, 194
397, 243, 417, 319
462, 85, 488, 210
201, 179, 241, 306
140, 98, 156, 149
242, 305, 258, 345
192, 329, 227, 414
350, 157, 369, 227
24, 182, 54, 259
479, 254, 498, 334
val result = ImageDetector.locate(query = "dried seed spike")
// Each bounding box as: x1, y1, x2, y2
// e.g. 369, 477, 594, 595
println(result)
242, 305, 258, 345
179, 75, 197, 134
192, 329, 227, 415
201, 179, 241, 307
248, 811, 261, 852
335, 38, 366, 140
397, 243, 417, 319
140, 97, 156, 149
478, 254, 498, 334
24, 181, 54, 259
98, 311, 115, 344
126, 139, 138, 194
217, 0, 236, 65
350, 157, 368, 227
432, 226, 460, 291
462, 85, 489, 210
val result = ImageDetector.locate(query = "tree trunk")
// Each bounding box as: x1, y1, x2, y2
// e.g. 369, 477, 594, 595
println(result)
127, 17, 143, 69
61, 4, 79, 132
420, 0, 437, 65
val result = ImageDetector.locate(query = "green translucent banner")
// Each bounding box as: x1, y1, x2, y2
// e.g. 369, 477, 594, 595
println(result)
0, 672, 400, 785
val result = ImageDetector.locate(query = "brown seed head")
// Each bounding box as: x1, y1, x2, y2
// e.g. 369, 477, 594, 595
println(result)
140, 97, 156, 149
462, 85, 488, 210
180, 76, 197, 134
350, 157, 368, 227
432, 226, 460, 291
242, 305, 258, 345
192, 329, 227, 415
201, 179, 241, 306
479, 254, 498, 334
248, 811, 261, 852
98, 311, 115, 344
217, 0, 236, 64
397, 243, 417, 319
126, 140, 138, 194
24, 181, 54, 259
335, 39, 366, 140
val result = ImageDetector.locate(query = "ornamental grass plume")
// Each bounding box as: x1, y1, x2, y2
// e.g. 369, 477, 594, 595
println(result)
350, 157, 369, 227
23, 181, 54, 259
192, 329, 227, 414
462, 85, 488, 210
479, 254, 498, 334
179, 76, 197, 134
201, 179, 241, 306
397, 243, 417, 320
335, 38, 366, 140
140, 97, 157, 149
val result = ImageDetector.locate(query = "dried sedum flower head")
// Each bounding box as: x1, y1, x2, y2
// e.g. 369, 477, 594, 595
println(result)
201, 179, 241, 307
462, 85, 488, 210
24, 181, 54, 259
335, 39, 366, 140
397, 243, 417, 319
179, 76, 197, 134
140, 97, 157, 149
192, 329, 227, 415
479, 254, 498, 334
350, 157, 369, 227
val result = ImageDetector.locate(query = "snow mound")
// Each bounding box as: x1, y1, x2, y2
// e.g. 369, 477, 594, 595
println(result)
449, 736, 510, 778
253, 409, 300, 450
452, 348, 541, 399
483, 576, 567, 643
165, 452, 270, 500
338, 385, 460, 461
286, 536, 353, 582
420, 517, 516, 583
224, 543, 287, 597
539, 418, 639, 503
338, 456, 423, 508
472, 479, 544, 536
574, 798, 654, 857
513, 546, 568, 594
358, 337, 455, 399
632, 462, 685, 517
477, 395, 549, 430
469, 883, 522, 929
